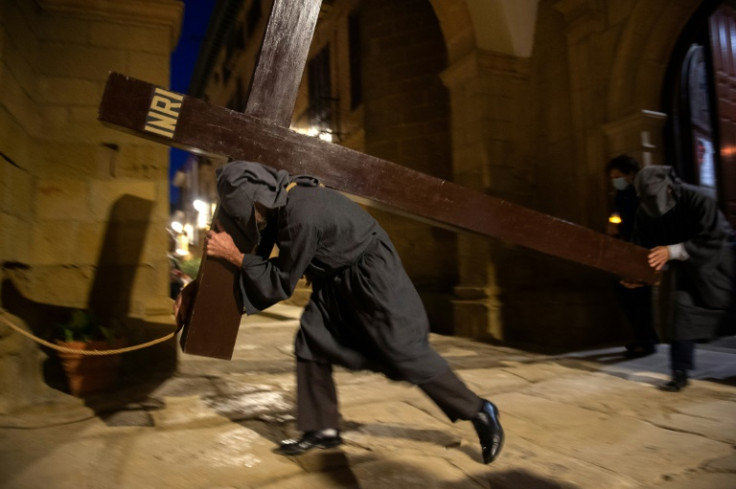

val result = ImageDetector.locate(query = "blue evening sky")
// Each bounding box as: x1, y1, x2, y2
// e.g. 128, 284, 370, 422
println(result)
169, 0, 216, 211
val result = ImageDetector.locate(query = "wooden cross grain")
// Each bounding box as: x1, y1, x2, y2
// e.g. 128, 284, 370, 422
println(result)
99, 0, 658, 360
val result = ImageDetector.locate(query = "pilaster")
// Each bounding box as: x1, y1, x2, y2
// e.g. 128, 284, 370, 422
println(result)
603, 110, 667, 166
440, 49, 530, 341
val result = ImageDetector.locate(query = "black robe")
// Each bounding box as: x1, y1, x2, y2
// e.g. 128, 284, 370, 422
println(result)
237, 184, 449, 384
633, 183, 735, 341
614, 184, 639, 241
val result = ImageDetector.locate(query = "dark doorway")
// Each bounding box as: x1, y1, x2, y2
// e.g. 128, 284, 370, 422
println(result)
664, 0, 736, 229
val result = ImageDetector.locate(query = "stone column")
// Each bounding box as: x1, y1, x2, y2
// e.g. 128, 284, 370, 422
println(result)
552, 0, 608, 228
441, 49, 531, 341
28, 0, 182, 320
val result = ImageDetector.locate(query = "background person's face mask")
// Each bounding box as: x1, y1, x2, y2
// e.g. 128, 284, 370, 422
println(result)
612, 177, 629, 191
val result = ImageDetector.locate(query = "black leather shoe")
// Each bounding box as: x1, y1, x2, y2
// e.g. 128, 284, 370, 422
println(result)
471, 400, 504, 464
277, 430, 343, 455
658, 370, 688, 392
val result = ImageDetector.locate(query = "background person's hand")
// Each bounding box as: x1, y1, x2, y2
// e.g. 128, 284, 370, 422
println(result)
647, 246, 670, 271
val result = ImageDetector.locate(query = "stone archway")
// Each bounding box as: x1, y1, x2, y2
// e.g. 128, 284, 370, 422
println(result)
428, 0, 475, 63
607, 0, 704, 121
424, 0, 706, 345
429, 0, 540, 63
604, 0, 704, 168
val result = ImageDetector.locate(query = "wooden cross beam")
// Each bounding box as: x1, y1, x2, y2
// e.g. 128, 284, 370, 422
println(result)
99, 0, 657, 359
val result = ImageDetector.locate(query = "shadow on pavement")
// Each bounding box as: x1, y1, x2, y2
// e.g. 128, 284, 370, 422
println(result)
486, 469, 581, 489
235, 416, 580, 488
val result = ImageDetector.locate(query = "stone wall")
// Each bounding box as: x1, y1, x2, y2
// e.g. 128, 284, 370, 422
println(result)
361, 0, 457, 333
0, 0, 182, 412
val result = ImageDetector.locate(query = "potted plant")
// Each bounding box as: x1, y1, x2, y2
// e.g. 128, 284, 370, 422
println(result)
54, 309, 125, 396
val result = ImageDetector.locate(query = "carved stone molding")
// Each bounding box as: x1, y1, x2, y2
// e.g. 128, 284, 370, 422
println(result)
603, 109, 667, 166
440, 49, 530, 89
553, 0, 604, 41
553, 0, 603, 24
35, 0, 183, 44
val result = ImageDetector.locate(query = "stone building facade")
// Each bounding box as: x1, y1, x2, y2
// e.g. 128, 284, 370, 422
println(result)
0, 0, 182, 412
189, 0, 724, 346
0, 0, 731, 413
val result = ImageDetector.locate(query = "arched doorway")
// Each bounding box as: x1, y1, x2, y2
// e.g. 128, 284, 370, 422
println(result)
664, 0, 736, 228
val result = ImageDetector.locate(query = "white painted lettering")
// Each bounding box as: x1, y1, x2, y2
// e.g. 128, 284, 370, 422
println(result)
144, 88, 183, 139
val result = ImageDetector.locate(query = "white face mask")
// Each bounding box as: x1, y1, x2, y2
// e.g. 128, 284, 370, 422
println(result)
612, 177, 630, 191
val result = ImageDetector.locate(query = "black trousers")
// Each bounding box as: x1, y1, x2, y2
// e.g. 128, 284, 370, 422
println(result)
614, 282, 659, 346
670, 339, 695, 372
296, 358, 483, 432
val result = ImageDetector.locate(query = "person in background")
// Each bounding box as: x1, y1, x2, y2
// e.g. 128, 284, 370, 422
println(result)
605, 155, 659, 358
624, 165, 735, 391
188, 160, 504, 463
168, 229, 192, 299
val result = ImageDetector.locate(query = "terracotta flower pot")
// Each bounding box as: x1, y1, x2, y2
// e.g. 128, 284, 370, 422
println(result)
56, 339, 124, 396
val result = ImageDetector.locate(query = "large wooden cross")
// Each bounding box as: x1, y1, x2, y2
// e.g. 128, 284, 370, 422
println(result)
99, 0, 658, 360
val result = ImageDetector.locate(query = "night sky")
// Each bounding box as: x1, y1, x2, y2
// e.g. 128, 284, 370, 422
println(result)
168, 0, 216, 211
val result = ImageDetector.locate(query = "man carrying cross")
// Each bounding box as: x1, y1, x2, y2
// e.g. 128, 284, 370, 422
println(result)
101, 0, 653, 467
194, 160, 504, 464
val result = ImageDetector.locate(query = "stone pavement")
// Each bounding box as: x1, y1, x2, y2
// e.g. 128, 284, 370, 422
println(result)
1, 304, 735, 489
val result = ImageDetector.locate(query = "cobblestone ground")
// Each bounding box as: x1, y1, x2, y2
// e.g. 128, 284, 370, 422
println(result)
1, 305, 735, 489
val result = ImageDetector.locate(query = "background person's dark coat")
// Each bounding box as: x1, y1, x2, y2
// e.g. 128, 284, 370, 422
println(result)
633, 183, 735, 341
